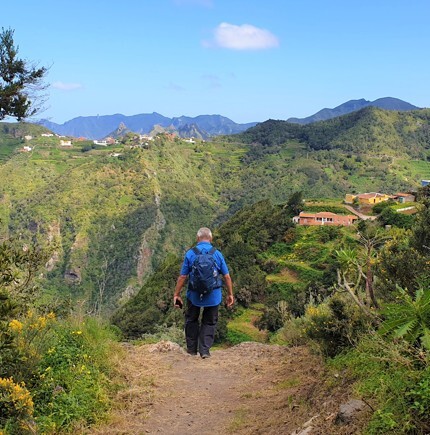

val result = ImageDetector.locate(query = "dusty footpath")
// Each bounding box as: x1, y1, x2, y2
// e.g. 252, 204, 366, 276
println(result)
90, 342, 370, 435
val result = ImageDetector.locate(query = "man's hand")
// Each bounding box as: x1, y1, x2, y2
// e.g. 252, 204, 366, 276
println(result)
226, 294, 234, 308
173, 295, 183, 309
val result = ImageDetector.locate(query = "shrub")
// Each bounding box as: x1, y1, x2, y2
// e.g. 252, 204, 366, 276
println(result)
303, 294, 371, 357
0, 377, 34, 434
379, 287, 430, 350
31, 318, 117, 433
272, 316, 308, 346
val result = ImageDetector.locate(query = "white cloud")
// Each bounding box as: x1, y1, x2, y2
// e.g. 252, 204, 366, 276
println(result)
52, 81, 83, 91
205, 22, 279, 50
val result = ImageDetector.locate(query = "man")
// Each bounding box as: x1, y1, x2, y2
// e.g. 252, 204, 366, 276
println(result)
173, 227, 234, 358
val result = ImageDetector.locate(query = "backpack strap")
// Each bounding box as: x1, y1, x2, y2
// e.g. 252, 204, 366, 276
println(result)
192, 247, 201, 255
209, 247, 217, 254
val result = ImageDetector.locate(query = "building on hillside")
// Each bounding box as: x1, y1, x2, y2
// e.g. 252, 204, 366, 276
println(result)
93, 140, 108, 146
20, 146, 32, 152
105, 137, 116, 145
293, 212, 358, 226
393, 192, 415, 203
344, 192, 391, 205
24, 135, 33, 141
60, 140, 72, 147
41, 133, 54, 137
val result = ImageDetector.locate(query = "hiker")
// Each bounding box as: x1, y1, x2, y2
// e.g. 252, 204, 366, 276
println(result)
173, 227, 234, 358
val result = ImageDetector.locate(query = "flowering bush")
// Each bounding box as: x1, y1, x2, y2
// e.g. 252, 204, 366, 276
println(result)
4, 310, 56, 383
0, 377, 34, 433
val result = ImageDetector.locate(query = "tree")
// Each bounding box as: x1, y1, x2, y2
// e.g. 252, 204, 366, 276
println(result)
286, 191, 303, 215
0, 28, 47, 121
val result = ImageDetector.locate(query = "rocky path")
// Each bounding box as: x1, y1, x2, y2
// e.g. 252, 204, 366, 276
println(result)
89, 342, 369, 435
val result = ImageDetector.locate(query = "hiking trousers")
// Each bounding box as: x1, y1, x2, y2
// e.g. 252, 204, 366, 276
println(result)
185, 299, 219, 356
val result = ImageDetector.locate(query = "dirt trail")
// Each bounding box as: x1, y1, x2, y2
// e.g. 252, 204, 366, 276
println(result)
90, 342, 369, 435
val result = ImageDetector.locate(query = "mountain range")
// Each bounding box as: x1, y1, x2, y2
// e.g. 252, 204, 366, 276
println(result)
39, 113, 258, 140
38, 97, 420, 139
287, 97, 420, 124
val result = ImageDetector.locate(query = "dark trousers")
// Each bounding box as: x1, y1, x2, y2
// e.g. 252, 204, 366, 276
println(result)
185, 299, 219, 355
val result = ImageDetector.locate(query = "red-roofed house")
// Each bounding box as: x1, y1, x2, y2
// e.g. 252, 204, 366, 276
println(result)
293, 212, 358, 226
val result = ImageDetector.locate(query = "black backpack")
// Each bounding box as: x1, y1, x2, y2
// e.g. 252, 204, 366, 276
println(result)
189, 247, 222, 299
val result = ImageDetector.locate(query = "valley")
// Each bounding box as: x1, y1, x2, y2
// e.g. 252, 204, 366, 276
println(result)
2, 106, 430, 433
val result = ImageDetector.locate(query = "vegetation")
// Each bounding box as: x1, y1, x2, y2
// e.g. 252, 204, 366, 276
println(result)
3, 105, 430, 432
0, 239, 119, 433
0, 28, 47, 121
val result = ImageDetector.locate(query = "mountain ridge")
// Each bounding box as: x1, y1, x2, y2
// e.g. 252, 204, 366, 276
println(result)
287, 97, 420, 124
38, 113, 258, 140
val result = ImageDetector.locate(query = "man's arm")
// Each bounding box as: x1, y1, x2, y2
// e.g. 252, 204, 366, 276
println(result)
173, 274, 187, 307
223, 273, 234, 307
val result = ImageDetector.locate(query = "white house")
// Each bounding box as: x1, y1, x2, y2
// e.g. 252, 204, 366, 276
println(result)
22, 146, 32, 152
93, 140, 108, 146
24, 135, 33, 141
60, 140, 72, 147
41, 133, 54, 137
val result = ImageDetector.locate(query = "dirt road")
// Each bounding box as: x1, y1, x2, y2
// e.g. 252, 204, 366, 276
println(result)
90, 341, 369, 434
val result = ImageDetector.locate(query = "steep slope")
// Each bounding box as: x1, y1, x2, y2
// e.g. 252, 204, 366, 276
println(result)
2, 108, 430, 315
287, 97, 420, 124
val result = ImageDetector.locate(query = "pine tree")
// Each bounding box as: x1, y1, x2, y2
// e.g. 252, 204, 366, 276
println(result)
0, 28, 47, 121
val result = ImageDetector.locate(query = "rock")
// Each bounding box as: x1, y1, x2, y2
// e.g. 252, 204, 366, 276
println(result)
148, 340, 185, 353
335, 399, 367, 425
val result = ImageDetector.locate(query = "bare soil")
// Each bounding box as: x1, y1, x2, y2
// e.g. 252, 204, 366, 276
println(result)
89, 341, 370, 435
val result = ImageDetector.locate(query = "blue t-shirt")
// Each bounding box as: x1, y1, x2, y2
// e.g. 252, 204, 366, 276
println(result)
180, 241, 229, 307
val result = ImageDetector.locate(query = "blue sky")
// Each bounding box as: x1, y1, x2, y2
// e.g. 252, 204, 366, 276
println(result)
3, 0, 430, 123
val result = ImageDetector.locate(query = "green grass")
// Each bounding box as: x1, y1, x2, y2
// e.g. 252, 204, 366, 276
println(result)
227, 304, 267, 344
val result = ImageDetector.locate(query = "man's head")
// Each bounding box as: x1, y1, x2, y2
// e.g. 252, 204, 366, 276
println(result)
197, 227, 212, 242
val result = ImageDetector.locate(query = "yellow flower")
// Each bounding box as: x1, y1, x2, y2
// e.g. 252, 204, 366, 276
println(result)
72, 330, 83, 335
9, 319, 23, 333
46, 312, 56, 319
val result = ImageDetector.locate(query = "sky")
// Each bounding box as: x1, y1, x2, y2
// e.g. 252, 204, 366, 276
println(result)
3, 0, 430, 124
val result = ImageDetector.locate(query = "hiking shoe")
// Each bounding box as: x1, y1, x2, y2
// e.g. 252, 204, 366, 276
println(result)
187, 350, 197, 356
200, 353, 211, 359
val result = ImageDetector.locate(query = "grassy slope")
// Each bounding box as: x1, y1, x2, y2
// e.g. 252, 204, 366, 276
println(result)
1, 108, 430, 313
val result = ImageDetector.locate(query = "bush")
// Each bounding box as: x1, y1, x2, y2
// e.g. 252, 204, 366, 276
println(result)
303, 294, 371, 357
0, 377, 34, 434
31, 317, 118, 432
271, 316, 308, 346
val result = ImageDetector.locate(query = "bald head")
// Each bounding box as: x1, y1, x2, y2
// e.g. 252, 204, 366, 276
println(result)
197, 227, 212, 242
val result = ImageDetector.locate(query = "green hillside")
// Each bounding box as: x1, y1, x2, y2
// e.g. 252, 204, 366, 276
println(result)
1, 107, 430, 313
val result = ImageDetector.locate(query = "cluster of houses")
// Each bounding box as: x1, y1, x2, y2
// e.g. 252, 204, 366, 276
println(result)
344, 192, 415, 205
294, 189, 420, 227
